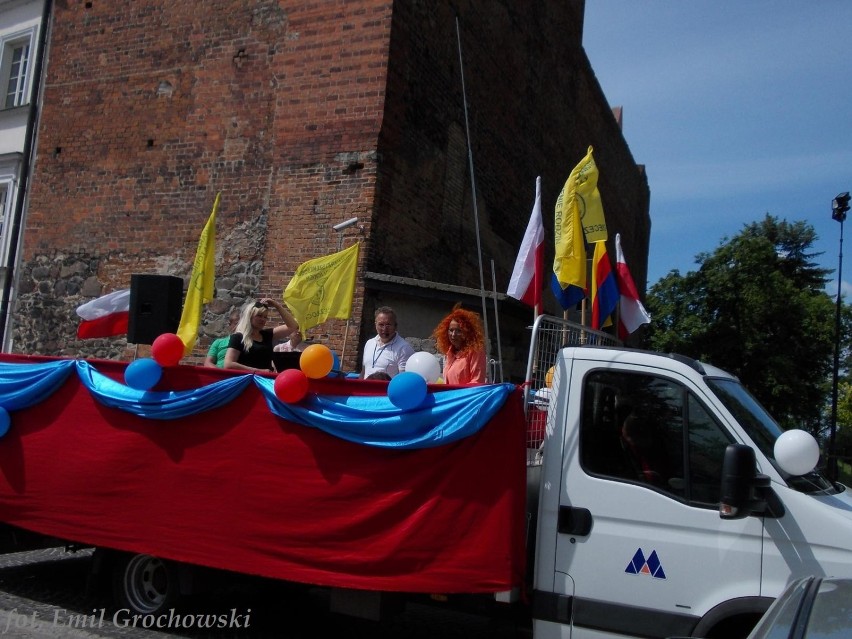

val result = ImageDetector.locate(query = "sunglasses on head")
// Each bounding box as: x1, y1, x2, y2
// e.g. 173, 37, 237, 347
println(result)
254, 302, 268, 309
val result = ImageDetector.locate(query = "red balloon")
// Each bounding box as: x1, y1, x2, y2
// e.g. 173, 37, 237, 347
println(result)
274, 369, 309, 403
151, 333, 185, 367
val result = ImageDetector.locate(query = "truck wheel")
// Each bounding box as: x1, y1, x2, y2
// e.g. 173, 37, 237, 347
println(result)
112, 553, 179, 615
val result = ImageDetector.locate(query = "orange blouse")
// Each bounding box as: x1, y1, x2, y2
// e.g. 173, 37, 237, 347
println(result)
443, 348, 487, 384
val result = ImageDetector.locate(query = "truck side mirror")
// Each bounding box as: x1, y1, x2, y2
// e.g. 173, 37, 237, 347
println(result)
719, 444, 769, 519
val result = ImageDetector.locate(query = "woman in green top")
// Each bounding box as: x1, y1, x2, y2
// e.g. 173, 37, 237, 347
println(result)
204, 310, 240, 368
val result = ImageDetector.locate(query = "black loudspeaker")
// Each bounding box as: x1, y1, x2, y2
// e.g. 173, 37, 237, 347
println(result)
128, 274, 184, 344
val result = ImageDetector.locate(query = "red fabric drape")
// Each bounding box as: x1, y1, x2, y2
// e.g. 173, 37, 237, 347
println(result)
0, 359, 526, 593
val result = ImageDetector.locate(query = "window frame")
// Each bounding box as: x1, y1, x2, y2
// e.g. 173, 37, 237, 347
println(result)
0, 166, 19, 270
1, 26, 37, 110
578, 368, 734, 508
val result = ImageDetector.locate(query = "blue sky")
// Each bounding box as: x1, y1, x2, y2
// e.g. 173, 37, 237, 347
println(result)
582, 1, 852, 294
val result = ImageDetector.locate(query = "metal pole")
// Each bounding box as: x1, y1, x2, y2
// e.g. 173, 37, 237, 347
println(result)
830, 216, 844, 484
490, 259, 503, 382
455, 16, 491, 366
336, 231, 349, 368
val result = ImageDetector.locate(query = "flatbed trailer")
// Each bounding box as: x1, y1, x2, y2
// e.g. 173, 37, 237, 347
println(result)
0, 354, 526, 613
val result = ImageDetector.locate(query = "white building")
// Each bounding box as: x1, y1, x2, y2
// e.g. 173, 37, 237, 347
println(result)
0, 0, 43, 342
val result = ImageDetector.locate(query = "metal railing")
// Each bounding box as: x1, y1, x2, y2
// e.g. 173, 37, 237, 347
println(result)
523, 315, 620, 461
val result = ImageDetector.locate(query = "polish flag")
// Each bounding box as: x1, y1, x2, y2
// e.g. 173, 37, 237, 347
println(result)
507, 176, 544, 313
76, 289, 130, 339
614, 233, 651, 339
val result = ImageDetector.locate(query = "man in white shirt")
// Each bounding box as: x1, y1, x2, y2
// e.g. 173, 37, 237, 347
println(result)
361, 306, 415, 378
274, 329, 307, 353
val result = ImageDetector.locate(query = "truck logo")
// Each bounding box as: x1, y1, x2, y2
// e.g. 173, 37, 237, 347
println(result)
625, 548, 667, 579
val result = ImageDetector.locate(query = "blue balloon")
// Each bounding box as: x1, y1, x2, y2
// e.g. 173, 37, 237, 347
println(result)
125, 358, 163, 390
387, 371, 427, 411
0, 407, 9, 438
328, 351, 341, 378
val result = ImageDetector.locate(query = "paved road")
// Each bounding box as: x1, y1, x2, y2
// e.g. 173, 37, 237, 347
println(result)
0, 548, 530, 638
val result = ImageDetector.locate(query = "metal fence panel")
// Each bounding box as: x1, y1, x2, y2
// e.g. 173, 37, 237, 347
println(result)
523, 315, 619, 463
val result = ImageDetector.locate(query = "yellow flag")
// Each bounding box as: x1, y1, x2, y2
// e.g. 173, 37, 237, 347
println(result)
569, 146, 607, 244
177, 192, 218, 355
553, 160, 587, 296
284, 242, 359, 332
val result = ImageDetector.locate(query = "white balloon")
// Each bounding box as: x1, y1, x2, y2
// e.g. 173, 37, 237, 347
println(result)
405, 351, 441, 383
774, 430, 820, 476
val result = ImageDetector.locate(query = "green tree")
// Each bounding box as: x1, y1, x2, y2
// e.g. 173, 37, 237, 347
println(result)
836, 381, 852, 457
646, 215, 836, 432
835, 381, 852, 482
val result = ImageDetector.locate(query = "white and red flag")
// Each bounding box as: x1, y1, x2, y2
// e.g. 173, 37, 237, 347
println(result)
76, 289, 130, 339
614, 233, 651, 339
507, 176, 544, 314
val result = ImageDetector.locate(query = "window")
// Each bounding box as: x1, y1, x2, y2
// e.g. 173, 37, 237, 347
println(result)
686, 394, 734, 505
0, 177, 14, 268
4, 42, 29, 108
2, 29, 35, 109
580, 370, 733, 506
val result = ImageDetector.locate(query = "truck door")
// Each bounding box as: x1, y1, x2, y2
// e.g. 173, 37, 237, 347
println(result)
554, 367, 764, 639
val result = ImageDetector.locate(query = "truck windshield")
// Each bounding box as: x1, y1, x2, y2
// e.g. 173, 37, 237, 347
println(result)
705, 377, 837, 495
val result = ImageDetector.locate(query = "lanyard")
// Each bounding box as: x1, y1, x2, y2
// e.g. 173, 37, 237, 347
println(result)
372, 335, 395, 368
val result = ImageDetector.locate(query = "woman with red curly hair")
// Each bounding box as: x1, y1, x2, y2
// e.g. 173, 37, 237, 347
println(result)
432, 305, 487, 384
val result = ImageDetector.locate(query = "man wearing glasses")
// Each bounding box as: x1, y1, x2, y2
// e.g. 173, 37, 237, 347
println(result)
361, 306, 415, 379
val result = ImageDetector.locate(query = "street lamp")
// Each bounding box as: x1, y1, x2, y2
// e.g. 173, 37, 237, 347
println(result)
829, 192, 850, 483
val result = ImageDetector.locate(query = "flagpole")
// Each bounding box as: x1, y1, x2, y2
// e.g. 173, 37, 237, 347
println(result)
490, 259, 503, 382
455, 16, 491, 366
338, 234, 350, 366
340, 250, 355, 368
533, 249, 540, 321
341, 322, 350, 367
334, 222, 358, 370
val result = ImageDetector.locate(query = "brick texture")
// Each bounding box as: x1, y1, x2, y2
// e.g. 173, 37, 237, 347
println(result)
16, 0, 649, 376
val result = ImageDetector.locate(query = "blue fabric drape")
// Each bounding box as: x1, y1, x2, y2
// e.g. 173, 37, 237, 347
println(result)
0, 359, 76, 410
256, 377, 515, 449
76, 361, 254, 420
0, 359, 515, 449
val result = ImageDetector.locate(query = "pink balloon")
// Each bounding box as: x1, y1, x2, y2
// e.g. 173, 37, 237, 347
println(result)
151, 333, 185, 367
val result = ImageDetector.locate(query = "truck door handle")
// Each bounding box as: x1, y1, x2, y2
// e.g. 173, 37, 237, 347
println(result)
558, 506, 592, 536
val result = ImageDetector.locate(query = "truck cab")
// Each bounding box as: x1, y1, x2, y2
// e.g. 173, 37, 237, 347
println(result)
526, 315, 852, 639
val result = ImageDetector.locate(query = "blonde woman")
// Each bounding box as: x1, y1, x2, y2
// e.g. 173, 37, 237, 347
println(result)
223, 298, 299, 373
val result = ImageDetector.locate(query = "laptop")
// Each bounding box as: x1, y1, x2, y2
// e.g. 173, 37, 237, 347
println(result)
272, 351, 302, 372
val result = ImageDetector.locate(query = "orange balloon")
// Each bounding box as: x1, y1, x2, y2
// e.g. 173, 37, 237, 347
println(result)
299, 343, 334, 379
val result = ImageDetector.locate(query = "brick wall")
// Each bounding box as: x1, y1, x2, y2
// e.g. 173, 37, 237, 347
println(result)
16, 0, 649, 375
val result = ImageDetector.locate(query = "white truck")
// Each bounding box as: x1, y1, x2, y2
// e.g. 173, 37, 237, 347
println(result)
0, 314, 850, 638
526, 314, 852, 638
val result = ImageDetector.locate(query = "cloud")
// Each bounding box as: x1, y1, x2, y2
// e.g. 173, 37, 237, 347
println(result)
825, 279, 852, 300
644, 150, 852, 203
